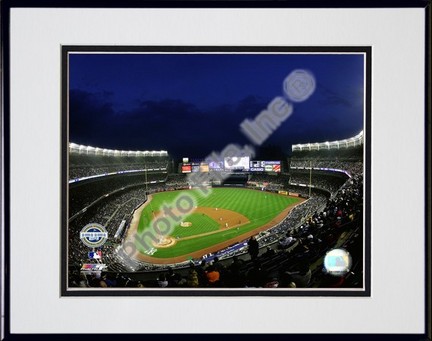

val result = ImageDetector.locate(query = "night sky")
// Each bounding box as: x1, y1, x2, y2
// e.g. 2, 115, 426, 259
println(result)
69, 53, 364, 160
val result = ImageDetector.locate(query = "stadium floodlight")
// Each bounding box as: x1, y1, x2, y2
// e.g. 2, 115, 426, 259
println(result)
354, 130, 364, 139
69, 142, 169, 157
69, 143, 81, 154
291, 131, 363, 153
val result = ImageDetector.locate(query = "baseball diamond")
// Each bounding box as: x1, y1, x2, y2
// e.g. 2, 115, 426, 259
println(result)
124, 188, 303, 263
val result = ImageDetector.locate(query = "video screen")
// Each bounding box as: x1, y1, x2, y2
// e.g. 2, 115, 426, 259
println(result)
181, 164, 192, 173
224, 156, 250, 171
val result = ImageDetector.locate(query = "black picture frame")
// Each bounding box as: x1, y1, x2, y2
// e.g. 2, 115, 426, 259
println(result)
1, 0, 430, 339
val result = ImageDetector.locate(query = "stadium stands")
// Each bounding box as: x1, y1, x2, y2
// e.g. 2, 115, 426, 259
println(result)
69, 144, 169, 180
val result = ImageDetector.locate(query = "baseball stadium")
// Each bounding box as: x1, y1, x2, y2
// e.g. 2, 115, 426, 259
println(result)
64, 49, 365, 293
67, 131, 364, 290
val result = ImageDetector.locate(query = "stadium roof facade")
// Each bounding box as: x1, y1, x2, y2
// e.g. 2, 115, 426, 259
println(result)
292, 131, 363, 152
69, 143, 168, 157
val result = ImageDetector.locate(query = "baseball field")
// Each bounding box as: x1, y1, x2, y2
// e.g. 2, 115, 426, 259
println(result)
125, 187, 303, 264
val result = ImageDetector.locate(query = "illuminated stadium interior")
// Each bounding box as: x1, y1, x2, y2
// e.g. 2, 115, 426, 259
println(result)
68, 131, 364, 290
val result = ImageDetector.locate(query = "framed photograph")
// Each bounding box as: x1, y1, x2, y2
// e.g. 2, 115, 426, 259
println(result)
1, 0, 430, 338
62, 46, 370, 297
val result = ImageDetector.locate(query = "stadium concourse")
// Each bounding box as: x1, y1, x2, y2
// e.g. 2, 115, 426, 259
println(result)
68, 132, 364, 289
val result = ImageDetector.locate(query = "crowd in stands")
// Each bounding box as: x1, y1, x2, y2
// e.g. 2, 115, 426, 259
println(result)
247, 170, 353, 196
164, 174, 190, 189
290, 160, 363, 177
69, 172, 168, 217
290, 145, 363, 177
284, 185, 324, 197
69, 153, 169, 180
289, 171, 348, 194
269, 195, 328, 237
247, 174, 289, 191
248, 173, 290, 185
68, 186, 150, 269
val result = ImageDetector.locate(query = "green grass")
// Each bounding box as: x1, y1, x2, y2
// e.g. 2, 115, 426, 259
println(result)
171, 213, 220, 238
135, 188, 300, 258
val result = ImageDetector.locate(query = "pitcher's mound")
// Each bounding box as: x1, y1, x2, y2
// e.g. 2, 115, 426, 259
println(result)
152, 236, 177, 248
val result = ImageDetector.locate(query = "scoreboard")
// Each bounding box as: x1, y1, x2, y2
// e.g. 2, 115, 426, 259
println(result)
249, 160, 281, 172
181, 159, 281, 173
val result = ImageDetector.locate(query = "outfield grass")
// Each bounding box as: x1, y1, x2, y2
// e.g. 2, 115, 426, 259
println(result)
136, 188, 300, 258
